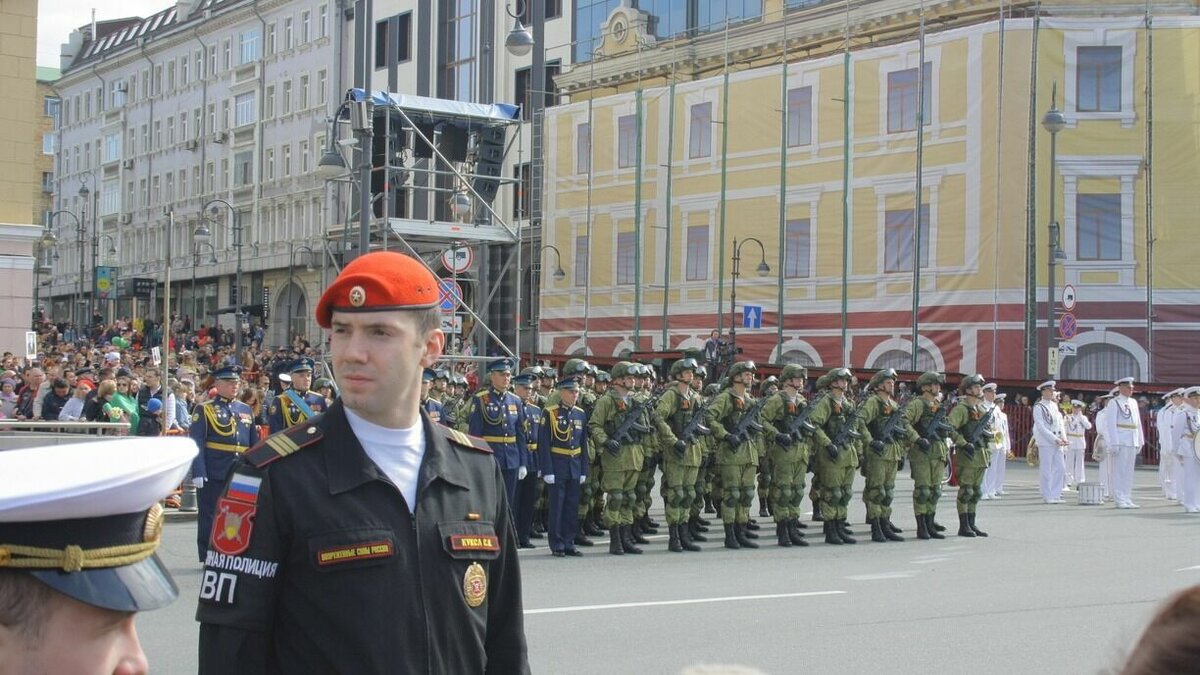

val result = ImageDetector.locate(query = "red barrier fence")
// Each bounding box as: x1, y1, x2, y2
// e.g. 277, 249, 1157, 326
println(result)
1003, 405, 1161, 465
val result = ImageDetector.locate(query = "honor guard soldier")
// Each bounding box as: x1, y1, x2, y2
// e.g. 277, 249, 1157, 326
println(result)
1067, 398, 1095, 490
189, 364, 259, 562
808, 368, 867, 545
539, 378, 590, 556
688, 365, 715, 540
513, 373, 542, 548
196, 251, 529, 674
855, 368, 913, 543
0, 438, 196, 675
1104, 377, 1146, 509
704, 361, 766, 550
440, 373, 466, 428
467, 358, 529, 513
420, 368, 445, 424
1177, 387, 1200, 513
1034, 380, 1070, 504
947, 374, 992, 537
981, 386, 1011, 500
758, 364, 815, 547
904, 372, 954, 539
433, 368, 452, 403
655, 357, 706, 552
521, 366, 547, 408
630, 363, 663, 541
266, 358, 327, 434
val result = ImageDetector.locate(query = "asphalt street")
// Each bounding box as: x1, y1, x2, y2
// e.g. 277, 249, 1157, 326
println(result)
142, 461, 1199, 674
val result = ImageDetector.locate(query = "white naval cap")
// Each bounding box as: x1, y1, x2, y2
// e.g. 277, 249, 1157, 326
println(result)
0, 437, 197, 612
1037, 380, 1056, 391
1184, 386, 1200, 397
982, 382, 998, 392
1108, 387, 1120, 397
1114, 376, 1136, 386
1071, 399, 1085, 407
1164, 388, 1184, 398
995, 393, 1007, 402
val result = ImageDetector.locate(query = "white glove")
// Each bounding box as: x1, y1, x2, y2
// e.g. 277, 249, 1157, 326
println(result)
579, 475, 587, 484
518, 466, 528, 480
543, 474, 555, 485
192, 477, 206, 489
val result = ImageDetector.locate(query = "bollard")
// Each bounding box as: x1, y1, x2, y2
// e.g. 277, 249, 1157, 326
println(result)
179, 471, 198, 512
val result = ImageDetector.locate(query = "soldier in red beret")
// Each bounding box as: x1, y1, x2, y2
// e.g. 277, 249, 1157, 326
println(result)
196, 251, 529, 674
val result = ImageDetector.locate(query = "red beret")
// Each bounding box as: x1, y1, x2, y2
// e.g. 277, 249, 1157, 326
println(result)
315, 251, 439, 328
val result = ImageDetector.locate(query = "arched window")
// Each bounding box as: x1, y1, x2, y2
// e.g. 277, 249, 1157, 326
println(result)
780, 349, 816, 367
871, 348, 937, 371
1061, 343, 1139, 381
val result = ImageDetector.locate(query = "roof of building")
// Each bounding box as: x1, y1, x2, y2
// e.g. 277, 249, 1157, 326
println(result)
65, 1, 239, 72
36, 66, 62, 82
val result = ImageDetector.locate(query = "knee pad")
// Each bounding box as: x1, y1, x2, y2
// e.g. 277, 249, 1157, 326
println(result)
829, 486, 843, 503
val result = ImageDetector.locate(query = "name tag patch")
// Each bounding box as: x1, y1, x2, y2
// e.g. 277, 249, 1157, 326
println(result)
449, 534, 500, 552
316, 540, 395, 566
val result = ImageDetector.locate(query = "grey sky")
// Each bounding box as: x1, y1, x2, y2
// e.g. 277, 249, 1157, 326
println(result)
38, 1, 170, 68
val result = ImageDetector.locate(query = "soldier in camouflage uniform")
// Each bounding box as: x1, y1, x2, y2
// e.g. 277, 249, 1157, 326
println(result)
758, 364, 813, 547
655, 358, 706, 552
686, 366, 713, 542
808, 368, 866, 545
947, 374, 992, 537
589, 362, 677, 555
630, 363, 663, 541
703, 361, 765, 549
902, 372, 962, 540
858, 368, 914, 543
756, 376, 779, 518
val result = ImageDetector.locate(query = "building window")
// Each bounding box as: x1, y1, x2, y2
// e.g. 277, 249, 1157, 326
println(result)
884, 205, 930, 273
266, 23, 277, 56
265, 85, 275, 118
616, 231, 636, 284
576, 122, 591, 174
240, 27, 261, 64
43, 96, 60, 118
235, 92, 256, 127
1076, 193, 1121, 260
375, 13, 413, 69
282, 80, 292, 115
887, 62, 932, 133
1076, 46, 1122, 113
284, 17, 294, 50
513, 163, 531, 220
299, 140, 310, 173
180, 57, 190, 86
318, 5, 329, 38
222, 39, 232, 71
282, 144, 292, 176
265, 148, 275, 180
689, 102, 712, 159
574, 236, 589, 286
299, 75, 310, 109
41, 172, 54, 192
440, 1, 477, 102
784, 219, 811, 278
574, 0, 621, 61
617, 114, 637, 168
43, 133, 56, 155
519, 0, 563, 22
685, 224, 709, 281
166, 117, 175, 145
514, 62, 560, 121
787, 86, 812, 147
317, 70, 328, 105
103, 132, 121, 163
301, 11, 311, 43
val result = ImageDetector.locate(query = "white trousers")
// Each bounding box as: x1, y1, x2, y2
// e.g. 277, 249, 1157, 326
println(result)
1177, 452, 1200, 511
1039, 444, 1066, 501
1110, 444, 1138, 506
982, 450, 1007, 495
1065, 447, 1086, 487
1159, 452, 1181, 499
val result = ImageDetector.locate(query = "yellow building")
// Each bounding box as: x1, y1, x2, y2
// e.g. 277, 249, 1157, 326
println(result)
540, 0, 1200, 383
0, 0, 42, 350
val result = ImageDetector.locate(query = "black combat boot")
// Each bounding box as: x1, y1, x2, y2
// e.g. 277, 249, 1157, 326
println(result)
968, 512, 988, 537
723, 523, 740, 549
668, 525, 684, 552
705, 496, 716, 514
746, 518, 761, 531
734, 523, 760, 548
837, 520, 857, 545
928, 513, 945, 539
916, 514, 931, 540
608, 527, 624, 555
645, 514, 660, 530
688, 517, 709, 542
743, 522, 759, 539
870, 518, 887, 543
838, 520, 855, 536
932, 518, 947, 532
787, 519, 809, 546
957, 513, 976, 537
882, 521, 904, 542
760, 500, 771, 518
582, 513, 603, 537
823, 521, 843, 545
696, 513, 712, 527
679, 523, 701, 551
776, 522, 792, 547
812, 503, 825, 522
886, 518, 903, 534
574, 532, 595, 547
620, 525, 643, 554
794, 517, 809, 529
630, 520, 650, 544
593, 506, 608, 531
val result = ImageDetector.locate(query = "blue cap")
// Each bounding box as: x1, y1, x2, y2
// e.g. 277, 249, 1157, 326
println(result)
213, 364, 243, 380
146, 398, 163, 414
556, 377, 580, 391
488, 359, 514, 373
512, 374, 534, 387
422, 368, 437, 382
289, 358, 315, 374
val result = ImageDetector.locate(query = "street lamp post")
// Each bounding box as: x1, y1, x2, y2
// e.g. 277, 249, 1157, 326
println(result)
78, 172, 96, 327
287, 242, 315, 348
33, 225, 57, 328
729, 237, 771, 361
50, 209, 83, 330
1042, 83, 1066, 376
199, 198, 245, 365
529, 244, 566, 362
191, 241, 218, 329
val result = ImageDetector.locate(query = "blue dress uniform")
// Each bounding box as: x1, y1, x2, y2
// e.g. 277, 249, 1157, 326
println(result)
538, 378, 590, 556
421, 368, 445, 424
467, 359, 528, 512
190, 365, 259, 562
514, 374, 542, 548
266, 358, 327, 434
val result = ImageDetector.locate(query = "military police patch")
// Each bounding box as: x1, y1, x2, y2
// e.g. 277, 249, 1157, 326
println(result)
211, 498, 256, 556
463, 561, 487, 608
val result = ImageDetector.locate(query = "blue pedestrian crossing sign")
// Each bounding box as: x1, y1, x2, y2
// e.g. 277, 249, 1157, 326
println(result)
742, 305, 763, 329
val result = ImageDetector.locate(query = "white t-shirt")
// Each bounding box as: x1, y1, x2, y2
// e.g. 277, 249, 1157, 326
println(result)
344, 407, 426, 511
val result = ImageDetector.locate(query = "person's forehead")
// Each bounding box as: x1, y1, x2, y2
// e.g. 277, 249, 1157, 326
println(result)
330, 310, 413, 329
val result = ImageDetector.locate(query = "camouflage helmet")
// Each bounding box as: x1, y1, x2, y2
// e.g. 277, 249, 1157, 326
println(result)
520, 366, 545, 379
703, 383, 721, 396
814, 373, 831, 390
670, 357, 700, 378
610, 361, 633, 379
959, 373, 986, 392
867, 368, 898, 391
594, 369, 611, 383
726, 361, 758, 379
562, 358, 590, 377
695, 364, 708, 379
827, 367, 854, 383
916, 371, 945, 389
780, 364, 808, 380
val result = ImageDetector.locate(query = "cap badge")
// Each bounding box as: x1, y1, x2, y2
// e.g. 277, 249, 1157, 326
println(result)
349, 285, 367, 307
463, 561, 487, 608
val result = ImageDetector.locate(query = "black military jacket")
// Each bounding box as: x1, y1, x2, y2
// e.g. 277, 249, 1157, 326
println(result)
196, 400, 529, 674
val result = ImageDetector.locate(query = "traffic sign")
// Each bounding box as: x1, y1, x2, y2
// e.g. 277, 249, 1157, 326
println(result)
1059, 342, 1078, 357
442, 247, 474, 274
1058, 312, 1078, 340
440, 314, 463, 334
438, 279, 464, 312
742, 305, 762, 329
1062, 284, 1077, 311
1047, 347, 1059, 377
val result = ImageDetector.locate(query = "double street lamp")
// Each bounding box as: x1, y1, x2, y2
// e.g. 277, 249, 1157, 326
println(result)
1042, 83, 1067, 376
50, 209, 84, 330
191, 240, 218, 329
33, 224, 58, 328
77, 172, 97, 326
197, 198, 245, 364
728, 237, 771, 360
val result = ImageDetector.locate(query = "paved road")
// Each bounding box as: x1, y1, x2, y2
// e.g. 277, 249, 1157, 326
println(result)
141, 462, 1198, 674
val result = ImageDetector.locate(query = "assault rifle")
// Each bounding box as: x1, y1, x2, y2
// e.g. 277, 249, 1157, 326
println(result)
828, 391, 870, 458
679, 395, 716, 443
963, 403, 996, 457
874, 393, 914, 450
725, 394, 772, 448
781, 391, 829, 443
918, 396, 956, 445
605, 389, 668, 452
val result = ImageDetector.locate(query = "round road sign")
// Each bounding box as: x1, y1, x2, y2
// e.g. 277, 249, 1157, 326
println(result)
442, 247, 474, 274
438, 279, 464, 312
1062, 284, 1077, 312
1058, 312, 1078, 341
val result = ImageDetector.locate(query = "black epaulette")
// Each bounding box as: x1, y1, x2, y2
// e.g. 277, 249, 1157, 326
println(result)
244, 418, 325, 468
438, 424, 493, 454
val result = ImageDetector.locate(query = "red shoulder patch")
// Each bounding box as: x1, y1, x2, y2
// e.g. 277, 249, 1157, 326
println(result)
210, 498, 256, 556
